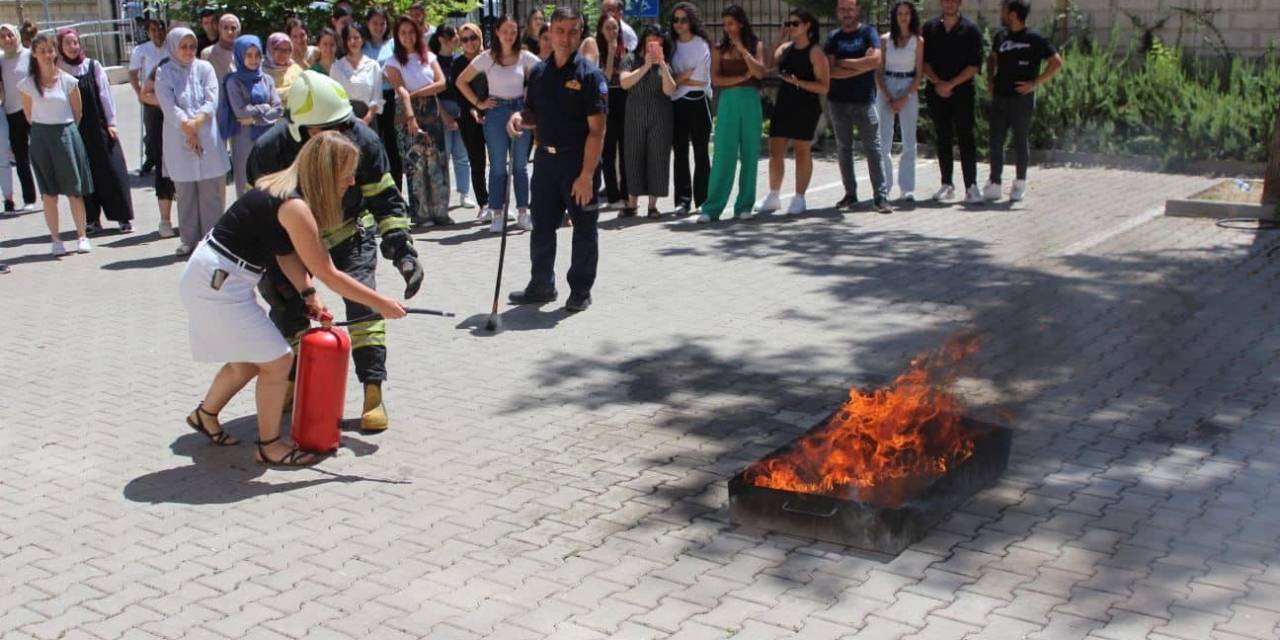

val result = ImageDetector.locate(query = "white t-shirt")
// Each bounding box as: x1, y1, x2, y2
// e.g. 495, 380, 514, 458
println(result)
670, 36, 711, 100
385, 51, 437, 93
332, 55, 385, 109
17, 72, 78, 124
128, 41, 165, 81
882, 34, 917, 74
468, 49, 540, 99
1, 47, 31, 114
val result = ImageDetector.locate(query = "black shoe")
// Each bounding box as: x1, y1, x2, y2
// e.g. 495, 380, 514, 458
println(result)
673, 204, 690, 217
508, 287, 558, 304
646, 208, 661, 219
565, 292, 591, 313
618, 207, 638, 218
3, 200, 13, 213
0, 263, 10, 274
836, 194, 858, 209
84, 222, 103, 235
873, 198, 893, 214
433, 215, 456, 226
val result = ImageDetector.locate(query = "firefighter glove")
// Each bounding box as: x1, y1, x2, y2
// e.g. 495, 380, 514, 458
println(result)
398, 256, 424, 299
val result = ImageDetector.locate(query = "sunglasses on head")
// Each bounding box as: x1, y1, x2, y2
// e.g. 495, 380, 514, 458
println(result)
784, 20, 803, 27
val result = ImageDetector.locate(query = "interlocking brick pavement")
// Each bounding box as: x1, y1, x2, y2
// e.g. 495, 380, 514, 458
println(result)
1, 84, 1278, 639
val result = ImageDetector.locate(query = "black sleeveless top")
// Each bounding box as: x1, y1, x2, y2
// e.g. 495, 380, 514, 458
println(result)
776, 43, 821, 110
210, 188, 301, 268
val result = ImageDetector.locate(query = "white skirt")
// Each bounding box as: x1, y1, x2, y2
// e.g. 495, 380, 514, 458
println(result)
179, 240, 293, 364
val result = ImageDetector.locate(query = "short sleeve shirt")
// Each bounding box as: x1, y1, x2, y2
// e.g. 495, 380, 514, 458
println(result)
469, 50, 540, 99
991, 28, 1056, 97
824, 25, 881, 103
128, 41, 165, 80
17, 73, 78, 124
525, 51, 608, 148
385, 52, 437, 93
922, 16, 984, 89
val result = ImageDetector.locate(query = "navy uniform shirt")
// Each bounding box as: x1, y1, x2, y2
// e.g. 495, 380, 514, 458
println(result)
526, 50, 608, 148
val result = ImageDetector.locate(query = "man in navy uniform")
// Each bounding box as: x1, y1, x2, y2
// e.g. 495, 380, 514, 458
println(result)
506, 5, 607, 313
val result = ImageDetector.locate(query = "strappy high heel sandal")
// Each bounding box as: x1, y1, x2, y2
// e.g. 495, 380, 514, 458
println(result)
187, 404, 238, 446
255, 437, 320, 467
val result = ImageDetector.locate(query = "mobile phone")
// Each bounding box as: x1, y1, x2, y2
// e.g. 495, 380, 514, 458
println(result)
647, 40, 663, 62
210, 268, 229, 291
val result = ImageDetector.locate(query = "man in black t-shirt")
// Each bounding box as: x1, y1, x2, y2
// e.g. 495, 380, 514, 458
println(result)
983, 0, 1062, 202
922, 0, 984, 204
823, 0, 891, 212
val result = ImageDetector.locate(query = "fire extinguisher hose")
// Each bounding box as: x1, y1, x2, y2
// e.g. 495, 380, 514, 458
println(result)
327, 308, 456, 326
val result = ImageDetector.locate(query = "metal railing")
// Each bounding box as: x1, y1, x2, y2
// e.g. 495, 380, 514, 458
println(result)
37, 17, 137, 67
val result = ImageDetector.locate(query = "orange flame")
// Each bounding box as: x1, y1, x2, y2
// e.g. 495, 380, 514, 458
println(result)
743, 334, 982, 507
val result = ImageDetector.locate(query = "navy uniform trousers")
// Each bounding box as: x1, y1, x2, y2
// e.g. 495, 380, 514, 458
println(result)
529, 146, 602, 296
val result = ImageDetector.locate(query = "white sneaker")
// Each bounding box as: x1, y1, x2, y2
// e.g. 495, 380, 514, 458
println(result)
964, 185, 984, 205
932, 185, 955, 201
478, 206, 493, 222
174, 243, 191, 255
736, 210, 756, 220
786, 195, 807, 215
607, 199, 627, 210
695, 214, 711, 224
517, 208, 533, 231
755, 191, 781, 213
50, 240, 67, 256
460, 193, 476, 208
157, 220, 175, 238
76, 237, 92, 254
982, 182, 1003, 202
900, 192, 915, 202
1010, 180, 1027, 202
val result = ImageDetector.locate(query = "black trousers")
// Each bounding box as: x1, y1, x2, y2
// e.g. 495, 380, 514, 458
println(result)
258, 225, 387, 383
672, 95, 711, 208
530, 147, 600, 296
601, 86, 627, 202
144, 105, 175, 200
6, 111, 35, 204
926, 86, 977, 189
378, 89, 403, 191
989, 94, 1035, 183
457, 110, 489, 207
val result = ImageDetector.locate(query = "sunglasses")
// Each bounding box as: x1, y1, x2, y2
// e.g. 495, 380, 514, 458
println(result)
671, 16, 689, 24
460, 35, 479, 43
784, 20, 803, 27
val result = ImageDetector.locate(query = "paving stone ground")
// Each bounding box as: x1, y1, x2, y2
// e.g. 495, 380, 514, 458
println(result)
1, 85, 1278, 640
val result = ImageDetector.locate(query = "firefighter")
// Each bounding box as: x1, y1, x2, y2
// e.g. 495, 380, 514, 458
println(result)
247, 71, 423, 432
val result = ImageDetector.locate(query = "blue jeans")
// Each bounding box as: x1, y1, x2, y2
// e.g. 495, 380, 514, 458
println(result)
444, 126, 470, 195
483, 98, 532, 211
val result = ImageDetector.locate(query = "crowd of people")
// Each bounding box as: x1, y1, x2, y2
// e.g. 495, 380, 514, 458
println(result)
0, 0, 1062, 463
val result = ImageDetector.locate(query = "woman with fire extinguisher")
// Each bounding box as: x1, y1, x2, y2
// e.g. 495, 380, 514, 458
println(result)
178, 131, 407, 467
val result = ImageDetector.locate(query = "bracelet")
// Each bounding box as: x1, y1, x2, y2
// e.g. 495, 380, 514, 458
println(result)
300, 287, 316, 298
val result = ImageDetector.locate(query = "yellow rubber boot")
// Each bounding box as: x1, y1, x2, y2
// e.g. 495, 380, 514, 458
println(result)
361, 383, 389, 432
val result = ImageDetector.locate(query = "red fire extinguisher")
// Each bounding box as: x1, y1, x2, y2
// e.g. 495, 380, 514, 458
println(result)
291, 312, 349, 453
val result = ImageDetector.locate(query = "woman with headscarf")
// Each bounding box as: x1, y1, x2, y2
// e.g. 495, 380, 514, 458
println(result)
155, 27, 229, 256
56, 27, 134, 233
264, 32, 304, 108
219, 35, 282, 197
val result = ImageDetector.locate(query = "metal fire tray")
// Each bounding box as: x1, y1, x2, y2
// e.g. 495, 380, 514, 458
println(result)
728, 416, 1011, 555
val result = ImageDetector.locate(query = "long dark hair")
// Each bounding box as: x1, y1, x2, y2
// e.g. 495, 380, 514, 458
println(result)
363, 6, 391, 46
489, 13, 521, 64
340, 22, 364, 57
428, 24, 456, 55
888, 0, 921, 47
670, 2, 710, 43
718, 5, 758, 53
524, 7, 543, 39
392, 16, 426, 64
789, 9, 820, 46
637, 24, 673, 62
27, 34, 55, 96
594, 13, 625, 61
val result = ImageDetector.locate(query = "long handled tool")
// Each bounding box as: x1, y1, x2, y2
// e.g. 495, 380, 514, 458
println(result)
331, 308, 455, 327
484, 131, 520, 332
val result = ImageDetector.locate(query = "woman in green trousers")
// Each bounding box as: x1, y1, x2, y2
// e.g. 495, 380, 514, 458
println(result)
697, 5, 767, 223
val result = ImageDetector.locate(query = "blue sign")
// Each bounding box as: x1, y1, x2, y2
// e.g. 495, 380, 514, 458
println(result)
626, 0, 659, 19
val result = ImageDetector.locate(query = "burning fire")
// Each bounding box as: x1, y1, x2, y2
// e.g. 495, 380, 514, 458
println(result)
743, 334, 982, 506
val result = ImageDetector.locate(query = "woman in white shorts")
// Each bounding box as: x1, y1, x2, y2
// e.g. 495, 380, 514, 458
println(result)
179, 131, 407, 466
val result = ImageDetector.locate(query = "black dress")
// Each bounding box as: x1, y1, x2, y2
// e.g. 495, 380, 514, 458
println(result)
70, 60, 134, 225
771, 43, 823, 141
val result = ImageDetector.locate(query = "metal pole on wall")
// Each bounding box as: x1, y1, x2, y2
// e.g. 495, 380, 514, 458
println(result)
42, 0, 51, 27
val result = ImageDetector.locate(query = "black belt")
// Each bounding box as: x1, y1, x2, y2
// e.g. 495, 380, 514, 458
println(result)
541, 144, 583, 155
885, 71, 916, 78
206, 236, 265, 274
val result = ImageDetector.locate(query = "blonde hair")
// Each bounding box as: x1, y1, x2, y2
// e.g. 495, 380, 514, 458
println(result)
255, 130, 359, 230
458, 22, 483, 43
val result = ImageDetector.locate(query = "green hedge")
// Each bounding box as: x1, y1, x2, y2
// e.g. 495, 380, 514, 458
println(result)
917, 39, 1280, 167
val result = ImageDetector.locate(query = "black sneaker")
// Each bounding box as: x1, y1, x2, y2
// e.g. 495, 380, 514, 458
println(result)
433, 215, 456, 226
836, 194, 858, 209
84, 222, 103, 235
508, 287, 558, 304
565, 292, 592, 313
3, 200, 13, 213
0, 263, 10, 274
873, 197, 893, 214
